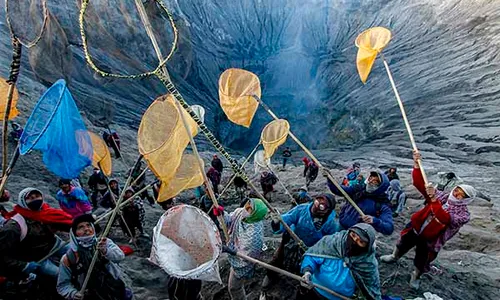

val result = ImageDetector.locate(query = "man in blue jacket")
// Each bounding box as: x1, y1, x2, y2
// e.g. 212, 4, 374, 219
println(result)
260, 193, 341, 299
298, 223, 381, 300
326, 170, 393, 235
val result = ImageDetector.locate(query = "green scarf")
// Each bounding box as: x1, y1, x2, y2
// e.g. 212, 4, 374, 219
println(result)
244, 198, 268, 224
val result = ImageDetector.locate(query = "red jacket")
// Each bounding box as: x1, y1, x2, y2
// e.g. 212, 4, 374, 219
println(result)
408, 168, 451, 240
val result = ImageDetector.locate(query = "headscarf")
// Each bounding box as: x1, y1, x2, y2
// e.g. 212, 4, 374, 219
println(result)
304, 223, 381, 300
447, 184, 477, 206
243, 199, 268, 224
13, 188, 72, 227
70, 214, 97, 251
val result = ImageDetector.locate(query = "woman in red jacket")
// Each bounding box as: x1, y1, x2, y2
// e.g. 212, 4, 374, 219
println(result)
381, 151, 476, 290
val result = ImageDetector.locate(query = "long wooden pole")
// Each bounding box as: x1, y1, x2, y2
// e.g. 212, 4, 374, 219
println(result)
97, 162, 137, 248
254, 96, 365, 216
217, 142, 260, 199
79, 155, 143, 297
381, 56, 428, 185
235, 251, 352, 300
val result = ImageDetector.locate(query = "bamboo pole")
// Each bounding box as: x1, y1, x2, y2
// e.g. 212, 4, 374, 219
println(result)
234, 251, 352, 300
380, 55, 428, 185
217, 142, 260, 199
97, 162, 137, 248
79, 155, 143, 297
174, 100, 230, 242
254, 96, 365, 216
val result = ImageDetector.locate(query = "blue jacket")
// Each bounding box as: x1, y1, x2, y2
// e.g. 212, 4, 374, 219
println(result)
274, 203, 341, 247
327, 171, 393, 235
301, 255, 356, 300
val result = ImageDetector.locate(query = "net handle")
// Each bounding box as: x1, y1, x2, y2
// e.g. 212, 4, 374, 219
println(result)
5, 0, 49, 48
79, 0, 178, 79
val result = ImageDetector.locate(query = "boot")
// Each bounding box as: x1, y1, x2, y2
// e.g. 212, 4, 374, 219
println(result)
409, 269, 421, 290
380, 248, 400, 263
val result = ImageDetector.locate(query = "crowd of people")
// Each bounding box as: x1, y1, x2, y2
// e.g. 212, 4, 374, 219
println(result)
0, 140, 488, 300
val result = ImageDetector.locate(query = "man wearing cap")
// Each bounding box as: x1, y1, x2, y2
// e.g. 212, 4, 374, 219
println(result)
327, 170, 394, 235
298, 223, 381, 300
260, 194, 341, 299
57, 214, 132, 300
381, 151, 478, 289
56, 179, 93, 218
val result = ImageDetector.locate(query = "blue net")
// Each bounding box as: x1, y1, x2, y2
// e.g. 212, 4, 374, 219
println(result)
19, 79, 92, 179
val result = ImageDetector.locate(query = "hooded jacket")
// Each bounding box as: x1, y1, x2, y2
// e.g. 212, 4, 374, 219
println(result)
273, 202, 341, 247
301, 223, 381, 300
57, 227, 126, 299
328, 171, 394, 235
0, 188, 71, 279
56, 186, 93, 218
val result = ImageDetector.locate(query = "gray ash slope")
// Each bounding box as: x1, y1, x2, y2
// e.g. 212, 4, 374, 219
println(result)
0, 0, 499, 299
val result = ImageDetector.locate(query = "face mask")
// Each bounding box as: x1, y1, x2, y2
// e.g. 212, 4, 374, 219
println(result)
365, 183, 379, 193
27, 199, 43, 211
77, 234, 97, 248
345, 234, 367, 257
241, 208, 251, 219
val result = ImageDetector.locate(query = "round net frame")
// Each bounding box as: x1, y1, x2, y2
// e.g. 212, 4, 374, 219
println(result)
79, 0, 178, 79
19, 79, 67, 155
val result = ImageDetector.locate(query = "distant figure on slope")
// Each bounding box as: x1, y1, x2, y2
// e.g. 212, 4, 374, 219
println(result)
56, 179, 93, 218
305, 160, 319, 188
342, 162, 361, 187
282, 147, 292, 168
260, 171, 278, 200
386, 179, 407, 217
102, 130, 121, 159
385, 167, 400, 182
211, 154, 223, 174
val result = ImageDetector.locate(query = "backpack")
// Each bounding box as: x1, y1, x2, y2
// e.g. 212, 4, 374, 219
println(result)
0, 213, 29, 241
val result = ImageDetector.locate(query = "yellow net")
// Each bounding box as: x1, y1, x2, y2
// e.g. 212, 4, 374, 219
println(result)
88, 131, 112, 176
355, 27, 392, 84
218, 68, 260, 128
261, 119, 290, 159
0, 79, 20, 120
157, 153, 204, 202
138, 94, 198, 182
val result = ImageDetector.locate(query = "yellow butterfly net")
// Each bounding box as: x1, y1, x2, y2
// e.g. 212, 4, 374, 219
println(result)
218, 68, 260, 128
0, 79, 20, 120
88, 131, 112, 176
355, 27, 392, 83
261, 119, 290, 159
157, 153, 204, 202
138, 94, 198, 182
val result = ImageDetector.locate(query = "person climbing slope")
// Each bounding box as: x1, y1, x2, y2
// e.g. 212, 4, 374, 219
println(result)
385, 167, 399, 182
260, 171, 278, 199
211, 154, 224, 174
0, 188, 72, 281
305, 160, 319, 188
57, 214, 132, 300
381, 151, 477, 290
282, 147, 292, 168
56, 179, 93, 218
103, 129, 121, 159
386, 179, 407, 217
298, 223, 381, 300
87, 167, 108, 208
326, 170, 393, 235
292, 186, 312, 206
342, 162, 361, 187
207, 166, 221, 195
128, 161, 155, 206
120, 188, 147, 242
